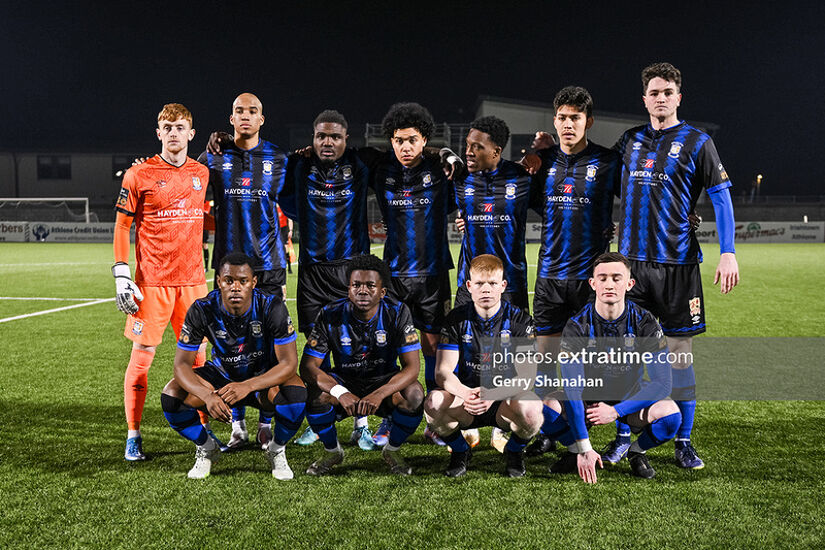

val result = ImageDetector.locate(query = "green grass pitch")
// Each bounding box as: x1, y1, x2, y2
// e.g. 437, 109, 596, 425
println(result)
0, 242, 823, 549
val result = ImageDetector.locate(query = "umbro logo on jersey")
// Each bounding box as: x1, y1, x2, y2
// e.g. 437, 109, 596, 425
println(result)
483, 203, 494, 212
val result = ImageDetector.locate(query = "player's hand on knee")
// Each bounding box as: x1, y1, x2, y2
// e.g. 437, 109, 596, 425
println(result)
585, 402, 618, 425
205, 393, 232, 423
714, 253, 740, 294
337, 392, 360, 417
217, 381, 251, 406
207, 131, 233, 154
112, 263, 143, 315
577, 450, 603, 484
357, 392, 383, 416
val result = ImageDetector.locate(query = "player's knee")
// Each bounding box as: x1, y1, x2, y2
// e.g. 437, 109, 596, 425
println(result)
272, 384, 308, 406
399, 382, 425, 412
651, 399, 680, 421
510, 399, 543, 431
160, 392, 184, 413
542, 397, 562, 414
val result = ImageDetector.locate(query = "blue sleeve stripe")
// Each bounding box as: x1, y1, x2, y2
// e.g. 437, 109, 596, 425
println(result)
304, 348, 326, 359
177, 342, 200, 351
398, 343, 421, 354
273, 333, 298, 346
438, 344, 459, 351
707, 181, 732, 194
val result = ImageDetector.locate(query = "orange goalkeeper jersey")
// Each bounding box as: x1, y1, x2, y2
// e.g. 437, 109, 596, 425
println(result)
116, 155, 208, 286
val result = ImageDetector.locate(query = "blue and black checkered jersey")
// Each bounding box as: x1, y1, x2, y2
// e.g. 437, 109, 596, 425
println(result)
454, 160, 531, 293
439, 301, 534, 388
177, 289, 297, 382
303, 296, 421, 378
371, 151, 456, 277
198, 140, 288, 272
614, 122, 732, 264
279, 149, 370, 266
560, 301, 667, 402
532, 143, 620, 280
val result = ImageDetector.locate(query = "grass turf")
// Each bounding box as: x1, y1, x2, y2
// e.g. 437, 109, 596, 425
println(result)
0, 242, 823, 549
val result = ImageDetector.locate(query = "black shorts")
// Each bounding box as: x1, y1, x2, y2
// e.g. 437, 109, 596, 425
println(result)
454, 285, 530, 313
297, 262, 350, 333
462, 400, 504, 430
533, 278, 594, 335
627, 260, 706, 337
388, 273, 452, 334
214, 268, 285, 300
194, 363, 265, 409
331, 372, 400, 418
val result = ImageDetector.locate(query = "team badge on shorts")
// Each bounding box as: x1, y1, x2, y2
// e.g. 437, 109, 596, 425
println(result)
375, 330, 387, 346
132, 320, 144, 335
668, 142, 683, 159
586, 165, 597, 182
505, 183, 516, 200
251, 321, 262, 337
192, 177, 202, 190
689, 297, 702, 323
263, 160, 273, 175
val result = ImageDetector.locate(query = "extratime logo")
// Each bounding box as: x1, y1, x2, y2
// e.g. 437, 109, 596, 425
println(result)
483, 203, 494, 213
644, 159, 655, 169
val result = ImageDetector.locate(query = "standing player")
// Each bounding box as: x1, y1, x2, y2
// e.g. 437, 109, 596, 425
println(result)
543, 252, 682, 483
113, 103, 209, 461
161, 253, 306, 479
301, 255, 424, 476
526, 86, 620, 456
370, 102, 458, 444
425, 254, 543, 478
604, 62, 739, 469
199, 92, 290, 450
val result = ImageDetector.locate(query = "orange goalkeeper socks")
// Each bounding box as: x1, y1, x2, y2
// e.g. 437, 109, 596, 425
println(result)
124, 348, 155, 431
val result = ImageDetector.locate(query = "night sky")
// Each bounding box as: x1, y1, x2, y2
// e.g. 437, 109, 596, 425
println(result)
3, 1, 823, 195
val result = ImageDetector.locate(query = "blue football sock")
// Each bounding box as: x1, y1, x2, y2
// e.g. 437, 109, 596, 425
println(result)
615, 420, 631, 444
388, 408, 423, 448
423, 354, 437, 393
161, 394, 208, 446
672, 365, 697, 439
638, 412, 681, 451
232, 406, 246, 422
270, 385, 308, 446
306, 405, 339, 450
259, 410, 273, 424
441, 430, 470, 453
541, 404, 574, 447
504, 432, 530, 453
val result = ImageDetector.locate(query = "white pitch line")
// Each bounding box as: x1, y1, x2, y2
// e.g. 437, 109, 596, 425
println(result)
0, 296, 108, 301
0, 262, 107, 267
0, 298, 114, 323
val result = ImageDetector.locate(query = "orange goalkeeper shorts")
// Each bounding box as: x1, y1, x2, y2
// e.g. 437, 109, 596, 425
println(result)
124, 284, 208, 347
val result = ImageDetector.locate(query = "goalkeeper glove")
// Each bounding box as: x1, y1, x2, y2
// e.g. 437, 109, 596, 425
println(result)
112, 262, 143, 315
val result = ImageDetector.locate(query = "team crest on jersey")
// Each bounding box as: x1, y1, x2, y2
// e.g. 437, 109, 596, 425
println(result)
263, 160, 273, 175
587, 337, 596, 348
500, 329, 511, 345
668, 142, 683, 159
216, 330, 227, 339
375, 330, 387, 346
624, 334, 635, 348
422, 172, 432, 187
505, 183, 516, 200
132, 320, 144, 335
222, 162, 233, 171
464, 187, 474, 196
633, 141, 642, 151
341, 165, 352, 179
586, 165, 597, 182
192, 177, 202, 190
689, 297, 702, 316
251, 321, 262, 337
718, 163, 729, 181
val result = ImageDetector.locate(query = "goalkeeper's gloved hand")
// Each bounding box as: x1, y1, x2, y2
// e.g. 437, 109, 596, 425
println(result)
112, 263, 143, 315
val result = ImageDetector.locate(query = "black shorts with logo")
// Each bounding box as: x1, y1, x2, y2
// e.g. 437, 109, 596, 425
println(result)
454, 285, 530, 314
297, 261, 350, 333
627, 260, 706, 337
533, 278, 594, 335
388, 273, 452, 334
214, 268, 285, 300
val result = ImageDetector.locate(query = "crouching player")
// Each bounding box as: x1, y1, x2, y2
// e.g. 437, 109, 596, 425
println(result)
425, 255, 543, 478
543, 252, 681, 482
160, 253, 306, 480
301, 255, 424, 476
